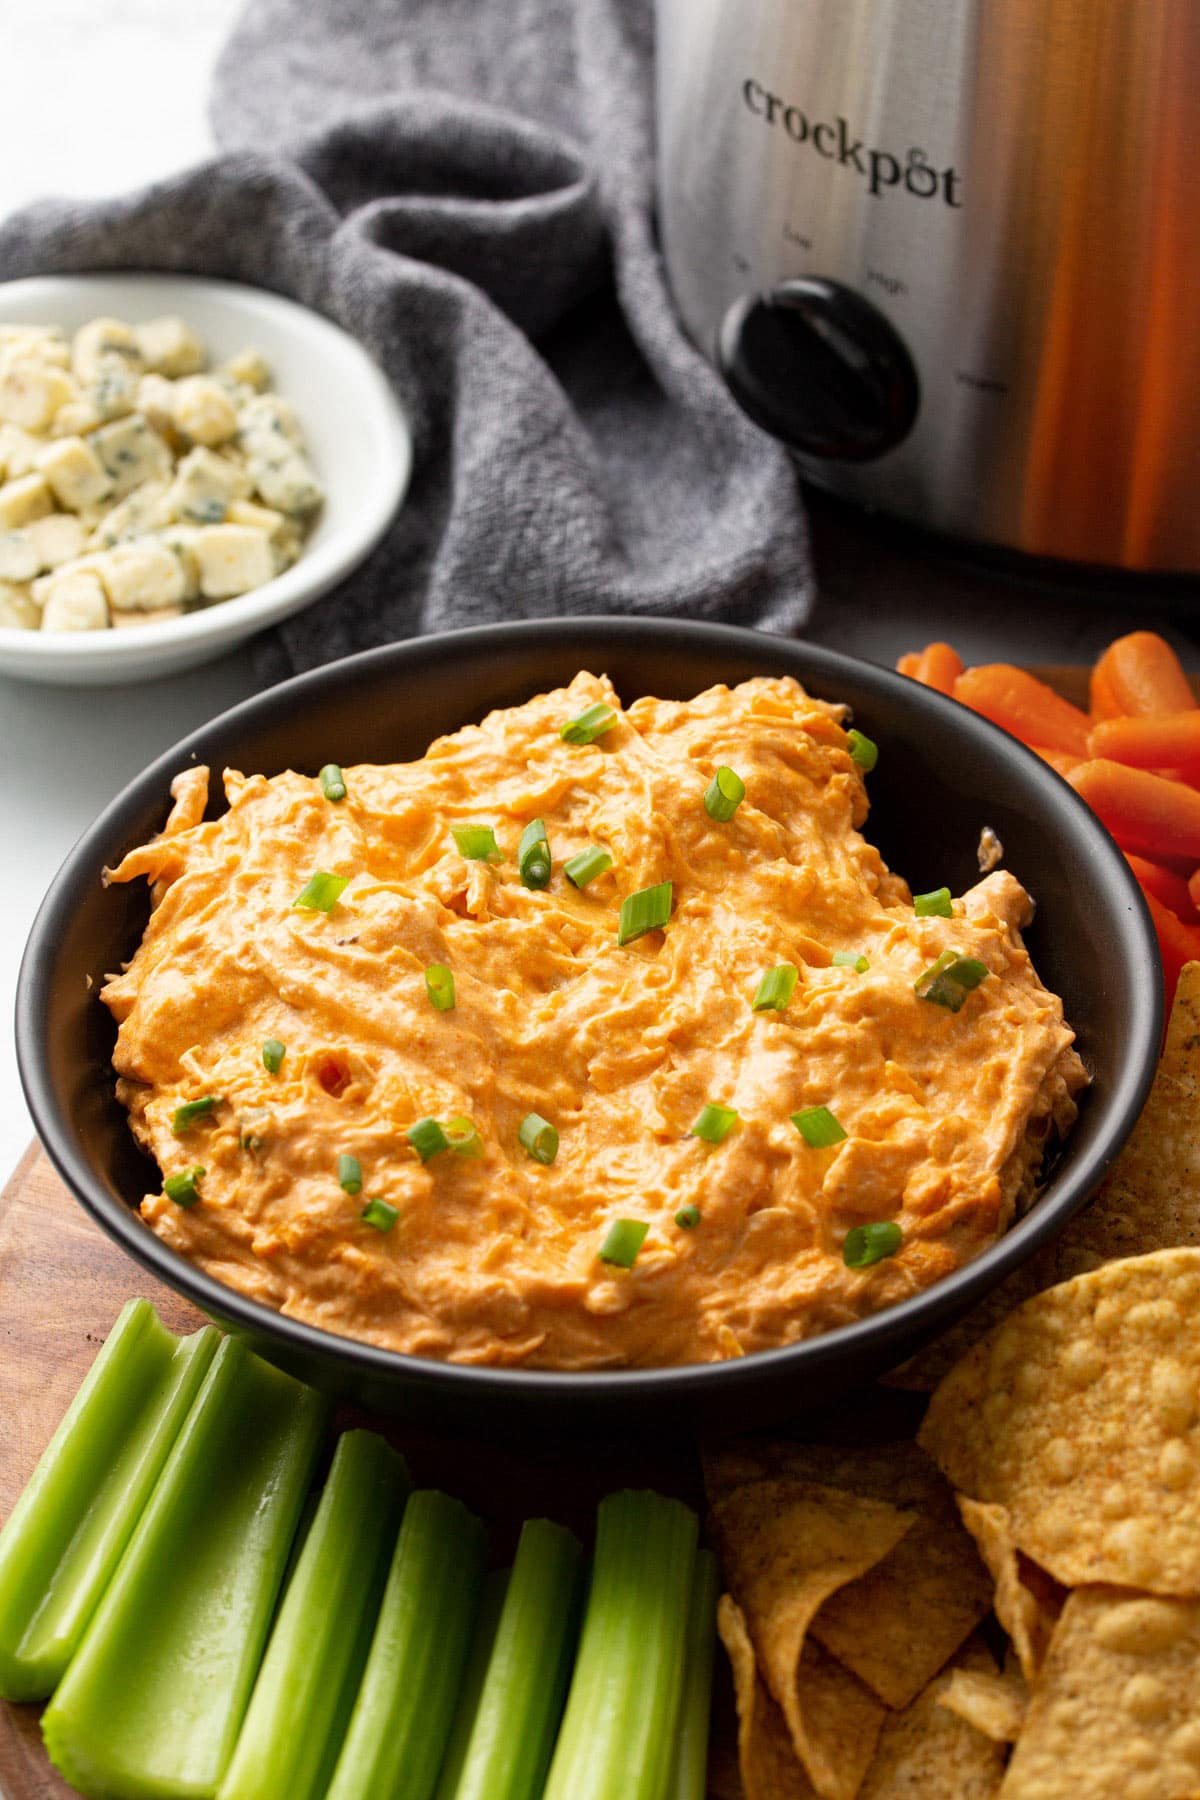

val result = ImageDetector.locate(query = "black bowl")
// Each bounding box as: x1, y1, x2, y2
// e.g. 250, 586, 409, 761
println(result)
17, 619, 1161, 1436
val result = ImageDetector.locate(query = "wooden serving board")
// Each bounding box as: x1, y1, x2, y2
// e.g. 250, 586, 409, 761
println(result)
0, 1148, 742, 1800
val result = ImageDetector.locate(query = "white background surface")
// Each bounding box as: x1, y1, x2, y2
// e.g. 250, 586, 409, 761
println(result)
0, 0, 250, 1180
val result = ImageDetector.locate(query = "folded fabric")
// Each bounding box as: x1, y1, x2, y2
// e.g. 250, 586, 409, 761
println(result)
0, 0, 813, 682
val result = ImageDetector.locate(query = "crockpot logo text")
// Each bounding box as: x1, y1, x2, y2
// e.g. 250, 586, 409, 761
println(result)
742, 79, 963, 207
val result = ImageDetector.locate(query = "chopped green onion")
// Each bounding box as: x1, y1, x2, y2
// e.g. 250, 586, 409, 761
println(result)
843, 1221, 903, 1268
674, 1205, 701, 1230
518, 819, 552, 890
0, 1301, 219, 1703
293, 871, 349, 913
219, 1430, 410, 1800
847, 729, 878, 772
172, 1095, 218, 1134
408, 1118, 450, 1163
446, 1116, 484, 1158
914, 886, 953, 918
542, 1490, 699, 1800
452, 824, 502, 863
559, 702, 616, 746
915, 948, 990, 1012
361, 1198, 399, 1233
703, 767, 745, 822
617, 880, 673, 945
597, 1219, 649, 1269
239, 1109, 270, 1153
324, 1492, 486, 1800
425, 964, 456, 1012
689, 1103, 738, 1145
262, 1039, 286, 1074
518, 1113, 559, 1165
564, 846, 612, 889
752, 963, 798, 1012
319, 763, 347, 802
337, 1153, 362, 1196
666, 1549, 720, 1800
42, 1341, 327, 1800
164, 1165, 205, 1206
438, 1518, 582, 1800
831, 950, 870, 974
792, 1105, 847, 1148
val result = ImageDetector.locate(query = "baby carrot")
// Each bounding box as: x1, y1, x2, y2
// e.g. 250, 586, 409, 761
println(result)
1088, 712, 1200, 784
896, 643, 963, 695
1068, 760, 1200, 864
1124, 854, 1200, 922
954, 665, 1091, 758
1089, 632, 1195, 719
1139, 887, 1200, 1014
1032, 747, 1083, 778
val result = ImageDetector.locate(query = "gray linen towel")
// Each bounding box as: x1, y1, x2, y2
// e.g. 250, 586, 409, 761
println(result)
0, 0, 813, 682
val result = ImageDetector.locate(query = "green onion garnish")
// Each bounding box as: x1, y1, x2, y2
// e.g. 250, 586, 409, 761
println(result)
792, 1105, 847, 1148
518, 818, 552, 890
518, 1112, 559, 1165
690, 1103, 739, 1145
408, 1118, 449, 1162
915, 948, 990, 1012
172, 1096, 218, 1134
752, 963, 798, 1012
617, 880, 673, 945
361, 1198, 399, 1232
239, 1109, 270, 1152
914, 886, 953, 918
293, 870, 349, 913
319, 763, 347, 802
703, 767, 745, 822
262, 1038, 286, 1074
164, 1165, 205, 1207
597, 1219, 649, 1269
847, 729, 878, 772
843, 1221, 903, 1268
675, 1205, 701, 1229
425, 964, 456, 1012
831, 951, 870, 974
337, 1153, 362, 1195
445, 1116, 484, 1158
564, 846, 613, 888
560, 702, 616, 746
452, 824, 502, 863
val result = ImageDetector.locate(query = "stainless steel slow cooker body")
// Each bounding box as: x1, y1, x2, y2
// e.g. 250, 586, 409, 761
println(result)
655, 0, 1200, 573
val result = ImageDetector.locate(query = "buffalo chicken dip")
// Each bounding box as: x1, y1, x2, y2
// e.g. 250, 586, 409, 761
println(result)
102, 674, 1086, 1368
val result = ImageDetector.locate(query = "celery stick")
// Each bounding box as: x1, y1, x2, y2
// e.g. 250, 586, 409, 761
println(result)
443, 1517, 582, 1800
0, 1299, 219, 1703
434, 1569, 510, 1800
325, 1489, 486, 1800
666, 1549, 719, 1800
42, 1338, 328, 1800
541, 1489, 699, 1800
218, 1429, 410, 1800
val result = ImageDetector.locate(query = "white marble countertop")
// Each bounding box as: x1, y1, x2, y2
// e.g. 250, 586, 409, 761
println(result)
1, 1, 1196, 1188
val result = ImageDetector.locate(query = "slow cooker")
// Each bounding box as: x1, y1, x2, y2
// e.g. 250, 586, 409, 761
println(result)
655, 0, 1200, 573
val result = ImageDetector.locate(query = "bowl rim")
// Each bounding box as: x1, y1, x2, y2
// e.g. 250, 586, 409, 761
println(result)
0, 272, 411, 664
16, 616, 1163, 1400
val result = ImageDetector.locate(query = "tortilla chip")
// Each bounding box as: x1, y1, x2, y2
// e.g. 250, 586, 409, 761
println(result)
718, 1593, 819, 1800
956, 1498, 1065, 1683
1002, 1586, 1200, 1798
711, 1478, 914, 1800
889, 964, 1200, 1391
936, 1664, 1026, 1743
919, 1248, 1200, 1593
859, 1635, 1006, 1799
704, 1440, 992, 1710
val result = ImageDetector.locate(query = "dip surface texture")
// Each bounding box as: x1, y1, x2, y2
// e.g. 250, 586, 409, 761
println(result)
102, 674, 1086, 1369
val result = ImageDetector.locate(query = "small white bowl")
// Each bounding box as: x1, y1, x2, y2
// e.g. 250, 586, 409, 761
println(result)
0, 274, 411, 685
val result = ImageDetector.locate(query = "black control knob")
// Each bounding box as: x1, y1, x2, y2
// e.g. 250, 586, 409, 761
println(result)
717, 277, 919, 463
